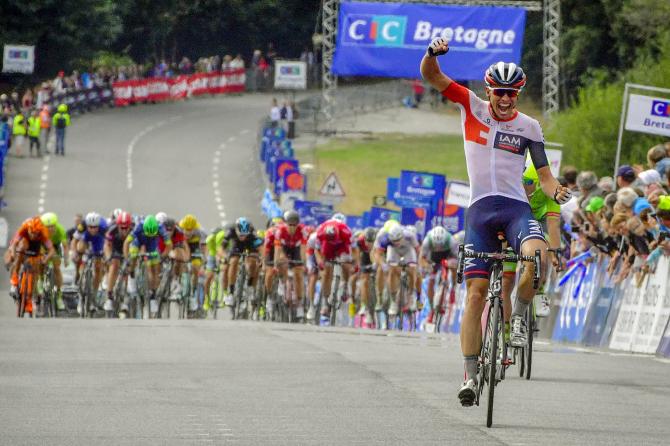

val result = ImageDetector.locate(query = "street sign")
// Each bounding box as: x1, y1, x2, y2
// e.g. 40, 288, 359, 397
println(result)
373, 195, 387, 206
319, 172, 346, 197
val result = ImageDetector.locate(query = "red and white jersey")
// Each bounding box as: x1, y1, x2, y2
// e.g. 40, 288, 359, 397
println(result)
315, 220, 352, 256
442, 82, 545, 207
274, 223, 308, 249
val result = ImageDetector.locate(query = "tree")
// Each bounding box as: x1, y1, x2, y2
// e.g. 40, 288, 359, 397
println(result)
0, 0, 122, 78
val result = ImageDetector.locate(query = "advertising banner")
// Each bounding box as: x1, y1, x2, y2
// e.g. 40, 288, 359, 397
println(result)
610, 255, 670, 353
112, 69, 246, 106
274, 60, 307, 90
333, 1, 526, 79
2, 44, 34, 73
347, 215, 365, 231
624, 94, 670, 137
294, 200, 333, 226
399, 170, 446, 204
368, 207, 401, 228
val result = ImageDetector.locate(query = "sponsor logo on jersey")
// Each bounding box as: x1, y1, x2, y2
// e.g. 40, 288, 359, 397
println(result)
493, 131, 528, 155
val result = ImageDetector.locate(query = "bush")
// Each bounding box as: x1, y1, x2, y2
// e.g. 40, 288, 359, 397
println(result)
547, 33, 670, 176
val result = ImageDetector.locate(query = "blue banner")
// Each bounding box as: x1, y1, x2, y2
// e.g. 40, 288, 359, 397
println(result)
368, 207, 401, 228
294, 200, 333, 226
333, 1, 527, 79
272, 158, 299, 194
399, 170, 445, 200
281, 169, 306, 193
347, 215, 365, 231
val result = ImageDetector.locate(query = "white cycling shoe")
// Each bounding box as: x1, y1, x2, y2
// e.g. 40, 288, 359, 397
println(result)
510, 314, 528, 347
534, 294, 551, 317
458, 379, 477, 407
306, 305, 316, 321
103, 298, 114, 312
388, 301, 399, 316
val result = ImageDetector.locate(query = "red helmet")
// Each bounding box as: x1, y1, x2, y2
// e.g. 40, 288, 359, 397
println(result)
116, 211, 132, 228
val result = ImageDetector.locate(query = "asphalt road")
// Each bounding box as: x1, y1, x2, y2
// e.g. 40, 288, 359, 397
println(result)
0, 94, 669, 445
1, 320, 669, 445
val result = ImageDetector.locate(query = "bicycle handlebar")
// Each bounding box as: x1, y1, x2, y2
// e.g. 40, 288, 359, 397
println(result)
456, 244, 541, 289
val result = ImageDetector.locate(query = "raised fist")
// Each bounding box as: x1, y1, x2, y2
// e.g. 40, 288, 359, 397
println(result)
427, 37, 449, 57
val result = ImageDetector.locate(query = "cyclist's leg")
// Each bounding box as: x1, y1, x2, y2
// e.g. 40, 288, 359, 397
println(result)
459, 197, 499, 400
501, 262, 516, 322
93, 256, 104, 293
504, 202, 547, 346
227, 255, 240, 294
320, 263, 334, 314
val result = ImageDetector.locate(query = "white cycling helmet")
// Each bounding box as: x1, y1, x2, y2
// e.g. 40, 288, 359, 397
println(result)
112, 208, 123, 220
332, 212, 346, 223
155, 212, 168, 225
85, 212, 101, 227
389, 225, 404, 242
430, 226, 448, 245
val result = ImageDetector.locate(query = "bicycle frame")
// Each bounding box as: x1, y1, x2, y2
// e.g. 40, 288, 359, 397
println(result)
456, 244, 540, 428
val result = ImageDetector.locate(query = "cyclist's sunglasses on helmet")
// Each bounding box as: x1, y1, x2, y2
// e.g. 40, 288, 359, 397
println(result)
490, 88, 519, 98
523, 178, 535, 186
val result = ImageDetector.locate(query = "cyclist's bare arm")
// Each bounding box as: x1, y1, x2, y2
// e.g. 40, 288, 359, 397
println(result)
420, 38, 452, 92
537, 165, 571, 204
546, 216, 561, 250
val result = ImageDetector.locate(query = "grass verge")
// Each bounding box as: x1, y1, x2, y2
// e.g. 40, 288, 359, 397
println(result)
306, 133, 467, 215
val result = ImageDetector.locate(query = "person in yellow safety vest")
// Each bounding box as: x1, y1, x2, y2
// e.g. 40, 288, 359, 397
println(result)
52, 104, 70, 156
12, 110, 27, 157
27, 109, 42, 157
39, 105, 51, 154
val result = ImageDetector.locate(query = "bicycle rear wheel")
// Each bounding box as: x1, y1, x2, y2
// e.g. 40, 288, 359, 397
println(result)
329, 275, 340, 327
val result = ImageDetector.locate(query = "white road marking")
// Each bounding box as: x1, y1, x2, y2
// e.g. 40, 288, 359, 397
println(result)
126, 118, 180, 190
37, 155, 51, 213
240, 129, 250, 135
227, 136, 236, 142
213, 141, 226, 225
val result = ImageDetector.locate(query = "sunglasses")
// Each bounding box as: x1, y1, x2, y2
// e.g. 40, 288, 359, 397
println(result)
288, 223, 297, 227
523, 178, 534, 186
491, 88, 519, 98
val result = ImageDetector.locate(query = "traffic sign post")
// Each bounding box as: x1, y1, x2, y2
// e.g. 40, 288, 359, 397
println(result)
319, 172, 346, 205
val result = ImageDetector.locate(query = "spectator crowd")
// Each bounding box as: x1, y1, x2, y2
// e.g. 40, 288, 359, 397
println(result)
560, 141, 670, 284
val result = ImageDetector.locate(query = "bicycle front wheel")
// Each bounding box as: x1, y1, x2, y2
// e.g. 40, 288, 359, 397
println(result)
525, 305, 534, 380
486, 298, 503, 428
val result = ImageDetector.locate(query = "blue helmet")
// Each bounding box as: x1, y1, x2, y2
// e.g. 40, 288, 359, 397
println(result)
236, 217, 251, 236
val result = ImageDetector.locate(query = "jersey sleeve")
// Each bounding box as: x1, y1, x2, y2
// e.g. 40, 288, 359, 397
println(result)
441, 82, 471, 106
527, 118, 549, 170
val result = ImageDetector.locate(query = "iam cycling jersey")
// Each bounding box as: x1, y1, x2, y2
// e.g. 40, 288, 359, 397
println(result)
442, 81, 549, 207
316, 220, 352, 261
73, 218, 109, 255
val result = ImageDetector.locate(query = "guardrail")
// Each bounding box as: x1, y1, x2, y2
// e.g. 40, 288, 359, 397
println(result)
295, 80, 411, 134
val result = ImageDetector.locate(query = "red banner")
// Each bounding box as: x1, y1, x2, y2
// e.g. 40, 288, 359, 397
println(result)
112, 69, 246, 106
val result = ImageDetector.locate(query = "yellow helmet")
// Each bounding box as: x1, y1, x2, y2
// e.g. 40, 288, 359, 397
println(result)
179, 214, 200, 231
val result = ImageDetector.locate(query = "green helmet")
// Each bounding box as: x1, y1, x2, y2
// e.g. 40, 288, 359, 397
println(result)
143, 215, 159, 236
57, 104, 67, 113
41, 212, 59, 226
